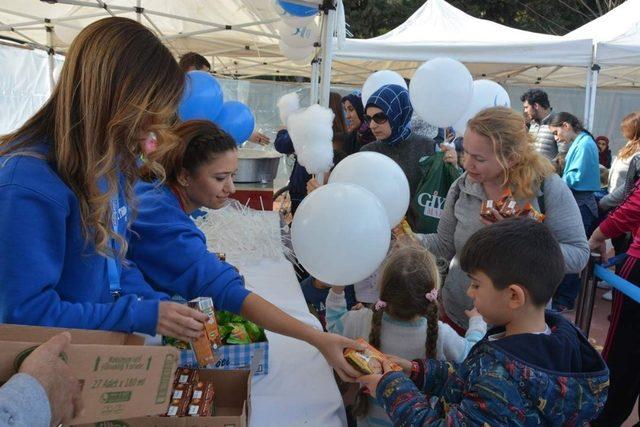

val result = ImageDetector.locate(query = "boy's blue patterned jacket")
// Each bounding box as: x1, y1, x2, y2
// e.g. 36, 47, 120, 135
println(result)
376, 312, 609, 426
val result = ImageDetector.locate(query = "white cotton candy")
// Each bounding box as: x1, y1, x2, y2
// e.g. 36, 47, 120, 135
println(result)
287, 104, 334, 175
277, 92, 301, 126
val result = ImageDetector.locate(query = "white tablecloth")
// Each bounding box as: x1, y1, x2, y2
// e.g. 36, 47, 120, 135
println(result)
228, 257, 347, 427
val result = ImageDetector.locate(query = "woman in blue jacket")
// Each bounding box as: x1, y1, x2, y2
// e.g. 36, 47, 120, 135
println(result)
549, 112, 601, 312
0, 18, 207, 342
128, 120, 363, 381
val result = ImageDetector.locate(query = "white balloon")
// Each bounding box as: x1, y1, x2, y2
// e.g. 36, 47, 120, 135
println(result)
277, 20, 320, 48
291, 183, 391, 286
409, 58, 473, 127
329, 152, 409, 227
272, 0, 316, 26
279, 39, 315, 63
362, 70, 407, 106
452, 80, 511, 135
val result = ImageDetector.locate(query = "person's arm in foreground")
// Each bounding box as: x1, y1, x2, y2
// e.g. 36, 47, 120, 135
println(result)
240, 293, 365, 381
0, 332, 83, 427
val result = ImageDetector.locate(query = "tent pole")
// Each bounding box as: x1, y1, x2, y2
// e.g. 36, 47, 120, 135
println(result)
310, 58, 320, 104
46, 23, 55, 93
587, 64, 600, 132
583, 67, 592, 127
318, 1, 336, 107
136, 0, 142, 23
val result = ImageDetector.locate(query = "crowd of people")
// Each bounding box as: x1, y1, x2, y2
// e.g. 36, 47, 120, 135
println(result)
0, 15, 639, 427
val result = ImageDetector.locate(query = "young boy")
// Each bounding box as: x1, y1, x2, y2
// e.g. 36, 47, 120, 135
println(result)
358, 218, 609, 426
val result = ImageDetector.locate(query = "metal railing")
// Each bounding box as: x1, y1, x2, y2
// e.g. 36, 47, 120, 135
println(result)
575, 252, 640, 336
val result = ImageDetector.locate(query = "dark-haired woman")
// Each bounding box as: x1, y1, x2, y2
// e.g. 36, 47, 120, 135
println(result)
549, 112, 600, 312
129, 120, 363, 381
340, 92, 375, 155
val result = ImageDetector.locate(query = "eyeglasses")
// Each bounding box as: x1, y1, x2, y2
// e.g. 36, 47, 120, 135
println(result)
363, 112, 388, 125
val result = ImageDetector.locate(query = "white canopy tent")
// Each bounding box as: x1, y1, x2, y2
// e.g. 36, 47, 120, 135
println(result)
565, 0, 640, 128
327, 0, 603, 126
0, 0, 336, 88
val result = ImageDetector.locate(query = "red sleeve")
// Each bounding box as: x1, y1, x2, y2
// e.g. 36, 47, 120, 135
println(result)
600, 186, 640, 238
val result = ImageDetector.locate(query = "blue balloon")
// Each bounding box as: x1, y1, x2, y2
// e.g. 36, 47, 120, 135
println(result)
178, 71, 223, 122
277, 0, 316, 17
215, 101, 255, 145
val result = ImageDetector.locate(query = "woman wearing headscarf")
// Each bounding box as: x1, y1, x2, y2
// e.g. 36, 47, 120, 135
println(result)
340, 91, 375, 155
361, 84, 449, 229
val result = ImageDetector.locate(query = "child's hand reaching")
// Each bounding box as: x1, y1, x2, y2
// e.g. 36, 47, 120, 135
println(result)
464, 307, 480, 318
357, 359, 397, 399
387, 355, 412, 375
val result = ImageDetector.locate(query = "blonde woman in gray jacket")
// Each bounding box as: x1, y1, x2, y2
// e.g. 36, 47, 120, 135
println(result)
416, 107, 590, 330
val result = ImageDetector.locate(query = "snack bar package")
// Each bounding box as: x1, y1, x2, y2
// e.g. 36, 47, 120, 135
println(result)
187, 381, 215, 417
188, 297, 222, 367
521, 202, 546, 223
499, 198, 521, 218
343, 338, 403, 375
480, 200, 495, 222
174, 367, 197, 386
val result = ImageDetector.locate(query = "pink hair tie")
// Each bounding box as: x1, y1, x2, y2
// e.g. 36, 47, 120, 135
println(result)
425, 288, 438, 303
374, 300, 387, 311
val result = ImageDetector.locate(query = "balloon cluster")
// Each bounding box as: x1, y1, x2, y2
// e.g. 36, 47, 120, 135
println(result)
178, 71, 255, 145
291, 152, 409, 286
273, 0, 319, 65
360, 58, 511, 134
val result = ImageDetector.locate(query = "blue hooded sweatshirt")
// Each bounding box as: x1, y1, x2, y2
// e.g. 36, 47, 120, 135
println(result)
365, 84, 413, 146
563, 131, 601, 192
375, 312, 609, 426
127, 181, 250, 314
0, 142, 162, 334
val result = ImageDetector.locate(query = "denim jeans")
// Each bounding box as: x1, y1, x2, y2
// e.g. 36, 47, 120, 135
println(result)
553, 203, 597, 309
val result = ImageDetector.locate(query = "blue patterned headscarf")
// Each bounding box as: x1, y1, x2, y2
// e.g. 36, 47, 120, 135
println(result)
365, 84, 413, 146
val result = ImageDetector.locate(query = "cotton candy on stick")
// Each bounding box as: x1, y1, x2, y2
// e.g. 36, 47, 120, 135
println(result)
287, 104, 334, 183
276, 92, 301, 126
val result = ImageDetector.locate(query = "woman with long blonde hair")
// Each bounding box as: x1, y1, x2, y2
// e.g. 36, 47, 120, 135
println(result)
414, 107, 589, 331
0, 17, 208, 341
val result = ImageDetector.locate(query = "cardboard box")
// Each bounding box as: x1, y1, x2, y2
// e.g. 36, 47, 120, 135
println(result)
0, 324, 179, 425
179, 341, 268, 375
93, 369, 250, 427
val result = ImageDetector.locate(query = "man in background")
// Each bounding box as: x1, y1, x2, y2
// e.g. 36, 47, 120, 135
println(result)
521, 89, 567, 168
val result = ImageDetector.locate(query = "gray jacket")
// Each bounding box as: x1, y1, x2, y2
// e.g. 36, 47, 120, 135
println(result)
600, 154, 640, 211
417, 172, 589, 329
529, 114, 568, 161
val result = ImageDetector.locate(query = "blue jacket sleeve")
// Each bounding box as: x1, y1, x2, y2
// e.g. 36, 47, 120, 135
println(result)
0, 374, 50, 427
129, 187, 251, 314
274, 129, 295, 155
0, 184, 159, 335
120, 260, 171, 301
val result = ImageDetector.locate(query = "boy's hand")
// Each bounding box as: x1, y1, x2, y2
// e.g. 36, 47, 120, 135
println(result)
387, 355, 412, 375
357, 359, 396, 398
465, 307, 480, 318
351, 303, 364, 311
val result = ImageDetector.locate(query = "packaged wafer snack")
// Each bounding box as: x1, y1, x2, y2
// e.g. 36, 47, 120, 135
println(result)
343, 338, 403, 375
